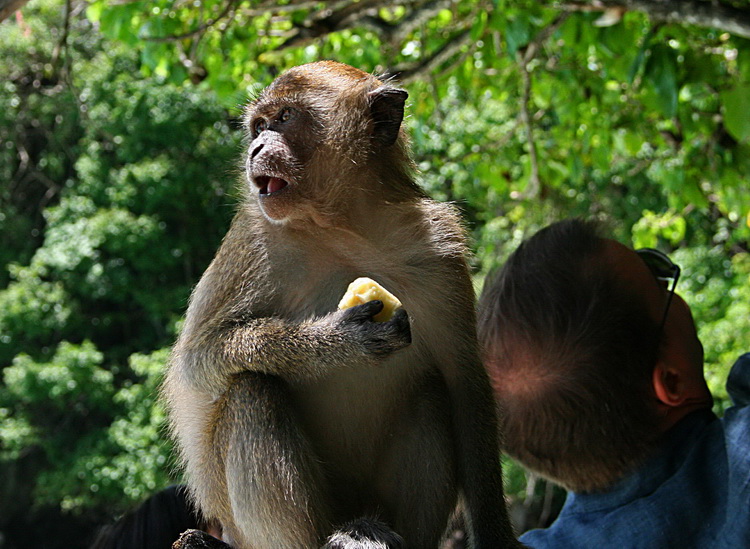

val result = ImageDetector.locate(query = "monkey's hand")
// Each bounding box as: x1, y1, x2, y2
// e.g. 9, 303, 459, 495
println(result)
334, 300, 411, 358
338, 277, 402, 322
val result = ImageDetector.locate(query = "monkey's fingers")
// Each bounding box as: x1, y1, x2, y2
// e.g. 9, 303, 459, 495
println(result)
340, 299, 385, 323
364, 308, 412, 356
172, 529, 231, 549
387, 308, 412, 347
338, 277, 402, 322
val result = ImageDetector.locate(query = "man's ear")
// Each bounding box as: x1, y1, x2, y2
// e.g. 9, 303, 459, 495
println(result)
368, 87, 408, 146
653, 364, 686, 407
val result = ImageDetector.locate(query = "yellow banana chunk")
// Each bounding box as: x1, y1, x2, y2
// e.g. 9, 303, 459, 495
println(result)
338, 277, 403, 322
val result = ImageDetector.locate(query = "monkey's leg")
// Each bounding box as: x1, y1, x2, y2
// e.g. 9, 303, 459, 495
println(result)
217, 372, 331, 549
376, 385, 458, 549
323, 518, 405, 549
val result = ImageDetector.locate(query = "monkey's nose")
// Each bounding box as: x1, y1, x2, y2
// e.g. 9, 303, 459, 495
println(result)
250, 143, 264, 159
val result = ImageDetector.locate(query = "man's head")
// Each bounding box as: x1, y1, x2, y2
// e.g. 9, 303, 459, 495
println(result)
478, 218, 711, 492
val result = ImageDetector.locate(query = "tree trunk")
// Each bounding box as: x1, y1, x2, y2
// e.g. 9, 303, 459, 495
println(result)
0, 0, 30, 22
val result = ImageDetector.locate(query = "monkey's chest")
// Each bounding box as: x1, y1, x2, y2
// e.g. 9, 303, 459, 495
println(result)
266, 250, 352, 317
289, 352, 419, 473
267, 233, 406, 318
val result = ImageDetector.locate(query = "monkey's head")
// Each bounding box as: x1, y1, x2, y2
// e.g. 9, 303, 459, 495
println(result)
243, 61, 419, 225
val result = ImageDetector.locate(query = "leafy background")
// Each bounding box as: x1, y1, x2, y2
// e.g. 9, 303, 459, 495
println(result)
1, 0, 749, 546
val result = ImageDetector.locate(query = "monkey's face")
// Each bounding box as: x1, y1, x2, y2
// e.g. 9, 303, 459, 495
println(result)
244, 100, 322, 223
244, 62, 409, 225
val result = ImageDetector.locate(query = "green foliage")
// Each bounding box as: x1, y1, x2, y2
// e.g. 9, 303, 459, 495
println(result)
0, 0, 88, 284
0, 343, 173, 514
0, 0, 240, 544
39, 348, 172, 513
674, 247, 750, 411
77, 1, 750, 255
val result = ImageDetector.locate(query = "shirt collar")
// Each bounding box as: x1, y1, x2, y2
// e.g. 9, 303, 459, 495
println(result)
565, 408, 717, 514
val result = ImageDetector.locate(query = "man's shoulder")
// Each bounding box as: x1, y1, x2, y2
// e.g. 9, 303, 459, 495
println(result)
520, 525, 574, 549
723, 353, 750, 452
727, 353, 750, 407
518, 504, 661, 549
722, 357, 750, 471
518, 494, 638, 549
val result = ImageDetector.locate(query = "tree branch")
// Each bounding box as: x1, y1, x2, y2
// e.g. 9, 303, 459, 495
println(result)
388, 26, 473, 83
0, 0, 30, 23
143, 0, 239, 42
50, 0, 71, 72
515, 13, 569, 199
273, 0, 401, 51
562, 0, 750, 39
517, 49, 541, 200
389, 0, 457, 44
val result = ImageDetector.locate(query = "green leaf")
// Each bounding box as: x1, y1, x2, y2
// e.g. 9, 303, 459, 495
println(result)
624, 131, 643, 156
681, 180, 709, 210
471, 11, 488, 42
721, 84, 750, 142
644, 44, 678, 117
505, 14, 530, 55
628, 27, 657, 84
632, 210, 686, 248
85, 0, 103, 23
738, 47, 750, 84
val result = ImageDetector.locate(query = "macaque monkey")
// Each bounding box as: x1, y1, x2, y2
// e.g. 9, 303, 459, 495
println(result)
164, 61, 519, 549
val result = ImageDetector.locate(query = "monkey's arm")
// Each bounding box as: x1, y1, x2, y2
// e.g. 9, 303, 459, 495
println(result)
421, 232, 520, 547
435, 321, 520, 547
172, 301, 411, 397
452, 361, 520, 547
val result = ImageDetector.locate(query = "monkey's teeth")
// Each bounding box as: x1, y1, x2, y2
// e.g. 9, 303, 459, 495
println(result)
256, 176, 288, 195
267, 177, 288, 194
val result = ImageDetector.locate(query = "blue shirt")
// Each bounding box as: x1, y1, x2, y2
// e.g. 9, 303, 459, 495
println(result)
520, 353, 750, 549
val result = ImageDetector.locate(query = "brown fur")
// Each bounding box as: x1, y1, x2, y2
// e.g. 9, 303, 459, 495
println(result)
163, 61, 519, 549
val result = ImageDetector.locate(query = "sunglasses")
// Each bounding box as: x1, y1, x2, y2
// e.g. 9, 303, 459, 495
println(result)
635, 248, 681, 338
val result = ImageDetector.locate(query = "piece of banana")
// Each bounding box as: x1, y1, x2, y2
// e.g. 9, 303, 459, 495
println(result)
338, 277, 403, 322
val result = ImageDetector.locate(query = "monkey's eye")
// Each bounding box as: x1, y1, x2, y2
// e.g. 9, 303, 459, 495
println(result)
278, 107, 293, 123
252, 118, 268, 137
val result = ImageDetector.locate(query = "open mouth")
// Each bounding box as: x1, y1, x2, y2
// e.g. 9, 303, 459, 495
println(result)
254, 176, 289, 195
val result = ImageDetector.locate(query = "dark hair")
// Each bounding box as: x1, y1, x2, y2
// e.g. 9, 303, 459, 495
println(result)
478, 219, 662, 492
90, 485, 202, 549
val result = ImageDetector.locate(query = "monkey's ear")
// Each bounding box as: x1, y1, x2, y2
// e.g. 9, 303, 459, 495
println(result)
368, 87, 408, 146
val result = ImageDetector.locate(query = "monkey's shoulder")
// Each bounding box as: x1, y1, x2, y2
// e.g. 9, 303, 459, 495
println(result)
386, 198, 470, 267
416, 198, 468, 241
